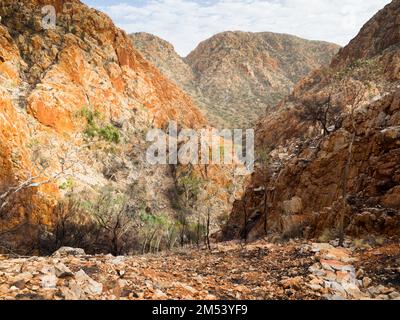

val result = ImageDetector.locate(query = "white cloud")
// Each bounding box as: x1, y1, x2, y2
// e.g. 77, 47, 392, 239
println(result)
90, 0, 391, 56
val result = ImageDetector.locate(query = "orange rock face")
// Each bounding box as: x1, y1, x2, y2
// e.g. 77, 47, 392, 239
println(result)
0, 0, 207, 252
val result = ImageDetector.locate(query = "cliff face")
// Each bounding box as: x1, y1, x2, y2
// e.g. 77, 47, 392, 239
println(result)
1, 0, 205, 130
331, 0, 400, 72
131, 31, 340, 129
1, 0, 239, 254
130, 32, 197, 97
223, 1, 400, 241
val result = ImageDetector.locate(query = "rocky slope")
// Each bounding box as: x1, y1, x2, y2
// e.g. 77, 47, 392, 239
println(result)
131, 32, 340, 129
130, 32, 198, 99
0, 0, 240, 254
130, 32, 221, 126
222, 0, 400, 241
0, 239, 399, 300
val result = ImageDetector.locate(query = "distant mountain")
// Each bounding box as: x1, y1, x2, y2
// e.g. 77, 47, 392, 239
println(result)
131, 31, 340, 128
130, 32, 223, 125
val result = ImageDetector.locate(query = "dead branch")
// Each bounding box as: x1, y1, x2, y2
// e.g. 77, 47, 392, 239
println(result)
338, 84, 364, 246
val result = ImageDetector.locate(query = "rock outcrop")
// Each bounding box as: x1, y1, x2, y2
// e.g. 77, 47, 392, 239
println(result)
223, 0, 400, 241
131, 31, 340, 128
130, 32, 198, 100
0, 0, 239, 254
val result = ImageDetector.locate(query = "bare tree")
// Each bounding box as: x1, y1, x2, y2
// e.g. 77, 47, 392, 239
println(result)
0, 158, 75, 213
299, 95, 341, 136
258, 147, 272, 235
201, 182, 222, 250
0, 133, 100, 215
242, 195, 248, 243
338, 85, 364, 246
173, 166, 203, 247
205, 207, 212, 250
89, 188, 136, 255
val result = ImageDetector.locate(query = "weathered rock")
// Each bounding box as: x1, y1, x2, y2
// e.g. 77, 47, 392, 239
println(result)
75, 270, 103, 296
362, 277, 372, 288
320, 259, 355, 273
318, 247, 354, 263
52, 247, 86, 258
311, 243, 334, 253
326, 281, 347, 297
179, 284, 197, 294
60, 286, 81, 300
111, 256, 125, 265
280, 276, 303, 290
283, 197, 303, 215
13, 273, 33, 285
1, 239, 399, 300
322, 270, 337, 281
336, 271, 352, 284
309, 277, 324, 286
41, 274, 57, 289
54, 263, 74, 278
309, 263, 326, 276
0, 0, 210, 254
326, 295, 346, 301
389, 291, 400, 299
307, 283, 323, 291
153, 289, 168, 299
342, 282, 362, 298
377, 285, 393, 294
367, 286, 381, 296
356, 268, 365, 279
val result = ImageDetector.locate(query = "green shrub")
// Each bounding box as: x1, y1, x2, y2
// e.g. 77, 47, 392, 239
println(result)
80, 106, 101, 125
59, 177, 75, 191
79, 107, 120, 144
98, 125, 121, 144
27, 138, 40, 149
84, 126, 98, 138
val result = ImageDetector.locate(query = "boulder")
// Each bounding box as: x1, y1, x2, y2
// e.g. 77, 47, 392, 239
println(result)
362, 277, 372, 288
283, 196, 303, 215
389, 292, 400, 299
54, 263, 74, 278
52, 247, 86, 257
75, 270, 103, 296
41, 274, 57, 289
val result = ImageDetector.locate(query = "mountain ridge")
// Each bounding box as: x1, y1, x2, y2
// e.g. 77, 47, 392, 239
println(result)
130, 31, 340, 128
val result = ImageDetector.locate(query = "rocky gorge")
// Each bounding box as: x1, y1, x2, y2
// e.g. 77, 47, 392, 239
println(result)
0, 0, 399, 301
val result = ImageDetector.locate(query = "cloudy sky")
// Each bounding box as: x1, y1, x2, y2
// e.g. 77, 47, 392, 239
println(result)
84, 0, 391, 56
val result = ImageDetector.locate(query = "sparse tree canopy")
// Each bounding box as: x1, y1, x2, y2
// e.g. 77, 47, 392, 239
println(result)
298, 95, 341, 136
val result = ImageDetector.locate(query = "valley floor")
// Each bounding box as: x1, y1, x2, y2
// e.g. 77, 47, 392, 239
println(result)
0, 239, 399, 300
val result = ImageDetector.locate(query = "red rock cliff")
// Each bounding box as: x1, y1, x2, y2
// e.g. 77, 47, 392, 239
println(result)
223, 0, 400, 241
0, 0, 206, 252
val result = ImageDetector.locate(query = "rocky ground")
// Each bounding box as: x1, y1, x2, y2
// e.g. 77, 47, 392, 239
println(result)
0, 239, 399, 300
